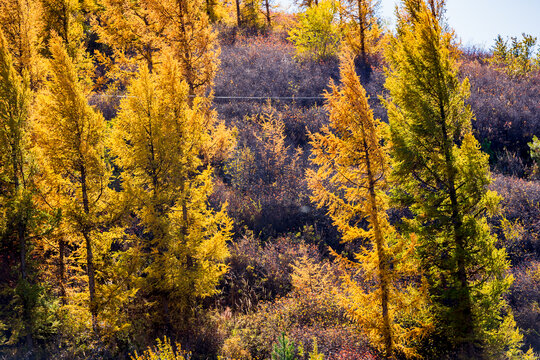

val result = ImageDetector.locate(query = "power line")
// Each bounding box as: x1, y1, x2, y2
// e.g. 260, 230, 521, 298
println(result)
212, 96, 325, 101
92, 94, 326, 101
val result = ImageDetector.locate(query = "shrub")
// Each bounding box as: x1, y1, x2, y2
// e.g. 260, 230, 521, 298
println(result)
219, 249, 372, 359
216, 233, 320, 312
529, 136, 540, 177
491, 176, 540, 264
288, 0, 340, 61
508, 262, 540, 353
494, 149, 527, 177
272, 334, 297, 360
132, 337, 188, 360
461, 60, 540, 164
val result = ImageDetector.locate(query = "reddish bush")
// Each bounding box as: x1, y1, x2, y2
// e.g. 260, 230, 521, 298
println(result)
508, 262, 540, 353
215, 233, 321, 312
462, 61, 540, 163
491, 176, 540, 264
332, 347, 379, 360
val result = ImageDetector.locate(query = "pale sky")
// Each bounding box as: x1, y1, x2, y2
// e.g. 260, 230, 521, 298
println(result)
279, 0, 540, 50
379, 0, 540, 49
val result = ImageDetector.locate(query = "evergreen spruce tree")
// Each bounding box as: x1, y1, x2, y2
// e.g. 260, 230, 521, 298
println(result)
307, 53, 429, 359
384, 0, 534, 358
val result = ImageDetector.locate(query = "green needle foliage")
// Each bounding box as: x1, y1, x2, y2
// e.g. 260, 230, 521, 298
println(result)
384, 0, 535, 358
271, 334, 297, 360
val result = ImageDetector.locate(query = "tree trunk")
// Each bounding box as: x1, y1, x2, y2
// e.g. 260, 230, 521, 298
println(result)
19, 221, 34, 358
80, 165, 98, 332
363, 138, 393, 359
13, 142, 34, 357
59, 238, 67, 305
265, 0, 271, 26
439, 101, 475, 357
355, 0, 371, 81
235, 0, 241, 27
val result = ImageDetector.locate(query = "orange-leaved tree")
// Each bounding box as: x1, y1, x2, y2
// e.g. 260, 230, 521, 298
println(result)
307, 52, 429, 359
338, 0, 382, 71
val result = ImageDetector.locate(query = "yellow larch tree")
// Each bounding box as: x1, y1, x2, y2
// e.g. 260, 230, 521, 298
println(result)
39, 0, 85, 59
109, 58, 231, 331
146, 0, 220, 99
93, 0, 164, 77
0, 28, 38, 355
338, 0, 382, 71
32, 36, 108, 332
94, 0, 219, 99
0, 0, 43, 87
307, 53, 429, 359
94, 0, 231, 165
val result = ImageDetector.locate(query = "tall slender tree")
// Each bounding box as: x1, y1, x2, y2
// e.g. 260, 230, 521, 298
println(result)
0, 27, 35, 356
0, 27, 58, 357
32, 36, 108, 332
307, 53, 429, 359
0, 0, 43, 87
384, 0, 532, 358
339, 0, 382, 73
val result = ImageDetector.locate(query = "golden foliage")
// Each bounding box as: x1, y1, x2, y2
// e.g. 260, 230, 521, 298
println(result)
32, 35, 109, 330
132, 337, 188, 360
0, 0, 43, 86
109, 58, 231, 321
307, 52, 430, 358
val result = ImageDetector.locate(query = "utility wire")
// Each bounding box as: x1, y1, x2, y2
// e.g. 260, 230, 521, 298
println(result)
212, 96, 325, 101
92, 94, 326, 101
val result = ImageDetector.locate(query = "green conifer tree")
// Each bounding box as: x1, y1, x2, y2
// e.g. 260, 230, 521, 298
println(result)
384, 1, 534, 358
